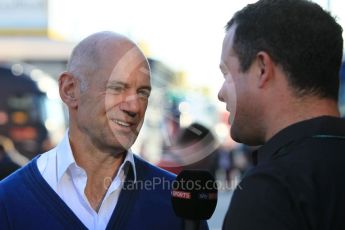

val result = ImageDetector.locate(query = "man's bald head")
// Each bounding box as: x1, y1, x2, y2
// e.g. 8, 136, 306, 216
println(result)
66, 31, 144, 91
60, 31, 151, 153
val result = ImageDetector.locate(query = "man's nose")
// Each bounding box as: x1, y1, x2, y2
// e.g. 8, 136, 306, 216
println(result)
120, 94, 140, 117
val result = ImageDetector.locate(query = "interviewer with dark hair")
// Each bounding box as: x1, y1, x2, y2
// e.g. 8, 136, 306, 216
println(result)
218, 0, 345, 229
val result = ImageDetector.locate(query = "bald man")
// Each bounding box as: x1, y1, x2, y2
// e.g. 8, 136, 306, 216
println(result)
0, 32, 190, 230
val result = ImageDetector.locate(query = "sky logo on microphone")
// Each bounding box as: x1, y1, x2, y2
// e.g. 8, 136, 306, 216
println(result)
198, 192, 217, 200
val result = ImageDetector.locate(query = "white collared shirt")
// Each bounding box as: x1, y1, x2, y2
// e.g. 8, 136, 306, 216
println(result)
37, 131, 137, 230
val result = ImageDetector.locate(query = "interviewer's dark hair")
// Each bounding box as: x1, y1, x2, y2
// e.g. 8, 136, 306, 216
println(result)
226, 0, 343, 100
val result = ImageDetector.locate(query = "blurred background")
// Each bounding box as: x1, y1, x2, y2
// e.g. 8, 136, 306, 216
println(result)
0, 0, 344, 229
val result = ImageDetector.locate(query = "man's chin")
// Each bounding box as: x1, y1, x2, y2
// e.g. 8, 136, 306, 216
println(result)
230, 123, 246, 144
114, 136, 137, 149
230, 129, 242, 144
230, 128, 263, 146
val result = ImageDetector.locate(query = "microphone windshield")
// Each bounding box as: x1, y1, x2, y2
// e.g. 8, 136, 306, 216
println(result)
171, 170, 217, 220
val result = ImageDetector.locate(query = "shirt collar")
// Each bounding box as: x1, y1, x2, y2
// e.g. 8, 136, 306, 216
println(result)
254, 116, 345, 165
56, 129, 137, 183
118, 149, 137, 183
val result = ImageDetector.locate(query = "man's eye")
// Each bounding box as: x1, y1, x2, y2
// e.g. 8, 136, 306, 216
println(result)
138, 90, 150, 99
107, 86, 124, 94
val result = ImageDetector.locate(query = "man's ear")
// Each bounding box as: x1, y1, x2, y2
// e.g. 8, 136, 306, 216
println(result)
59, 72, 79, 109
256, 51, 275, 88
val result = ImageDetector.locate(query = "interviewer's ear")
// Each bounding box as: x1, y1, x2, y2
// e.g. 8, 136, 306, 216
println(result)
59, 72, 79, 108
256, 51, 274, 88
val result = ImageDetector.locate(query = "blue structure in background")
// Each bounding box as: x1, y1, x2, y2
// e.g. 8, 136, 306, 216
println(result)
340, 62, 345, 117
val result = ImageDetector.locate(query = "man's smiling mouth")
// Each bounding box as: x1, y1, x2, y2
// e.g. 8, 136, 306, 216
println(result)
114, 119, 131, 127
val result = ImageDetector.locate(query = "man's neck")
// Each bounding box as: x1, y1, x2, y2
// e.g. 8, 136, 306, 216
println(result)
264, 97, 340, 142
68, 131, 126, 212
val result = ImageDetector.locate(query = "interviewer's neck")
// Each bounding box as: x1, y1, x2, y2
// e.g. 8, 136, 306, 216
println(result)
264, 96, 340, 142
